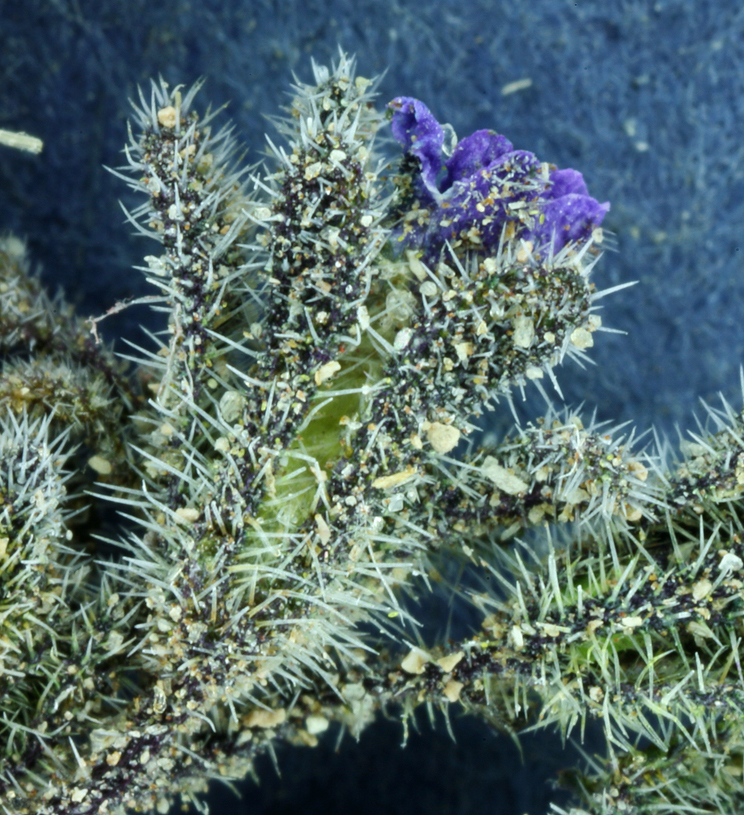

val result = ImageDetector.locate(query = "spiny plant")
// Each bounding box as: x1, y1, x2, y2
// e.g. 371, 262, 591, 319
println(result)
1, 51, 744, 815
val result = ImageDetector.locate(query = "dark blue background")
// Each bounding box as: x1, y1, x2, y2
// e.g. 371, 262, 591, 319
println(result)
2, 1, 743, 812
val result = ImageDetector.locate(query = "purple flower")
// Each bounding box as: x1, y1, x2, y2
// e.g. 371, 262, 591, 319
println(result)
387, 97, 609, 260
388, 97, 444, 204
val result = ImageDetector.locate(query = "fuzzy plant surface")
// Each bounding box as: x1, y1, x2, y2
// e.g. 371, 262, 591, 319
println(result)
2, 51, 744, 815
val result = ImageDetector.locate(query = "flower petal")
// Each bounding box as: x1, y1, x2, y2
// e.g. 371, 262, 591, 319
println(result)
441, 130, 513, 192
388, 97, 444, 200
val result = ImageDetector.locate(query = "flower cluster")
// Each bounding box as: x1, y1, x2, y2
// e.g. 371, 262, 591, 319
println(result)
1, 53, 744, 815
386, 96, 609, 262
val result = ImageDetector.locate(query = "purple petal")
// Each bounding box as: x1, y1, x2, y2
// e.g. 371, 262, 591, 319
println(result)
528, 194, 610, 251
545, 167, 589, 199
388, 97, 444, 199
422, 149, 546, 257
441, 130, 513, 192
